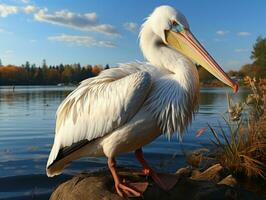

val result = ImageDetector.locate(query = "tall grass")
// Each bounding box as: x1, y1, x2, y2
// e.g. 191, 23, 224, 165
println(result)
206, 77, 266, 179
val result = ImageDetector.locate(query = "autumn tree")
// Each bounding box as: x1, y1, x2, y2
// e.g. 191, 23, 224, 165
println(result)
0, 66, 27, 85
0, 62, 106, 85
227, 70, 240, 78
92, 64, 103, 76
47, 67, 60, 84
239, 64, 258, 78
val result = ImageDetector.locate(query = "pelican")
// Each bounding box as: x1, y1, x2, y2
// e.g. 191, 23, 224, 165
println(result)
46, 5, 238, 197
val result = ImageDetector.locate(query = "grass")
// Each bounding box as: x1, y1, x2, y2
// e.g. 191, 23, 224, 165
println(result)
205, 77, 266, 179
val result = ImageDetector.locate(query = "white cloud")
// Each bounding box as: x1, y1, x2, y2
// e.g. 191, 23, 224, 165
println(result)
2, 50, 14, 59
5, 50, 13, 54
0, 3, 34, 17
234, 48, 249, 53
23, 5, 35, 14
34, 9, 119, 36
0, 4, 18, 17
237, 32, 251, 36
21, 0, 30, 4
213, 38, 227, 42
124, 22, 138, 32
227, 60, 241, 66
216, 30, 229, 36
48, 34, 116, 48
30, 39, 37, 43
225, 59, 251, 70
0, 27, 13, 34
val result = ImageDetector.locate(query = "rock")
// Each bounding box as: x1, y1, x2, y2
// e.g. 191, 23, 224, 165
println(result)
200, 157, 218, 171
218, 175, 238, 187
186, 148, 218, 170
186, 148, 209, 168
50, 168, 262, 200
175, 167, 192, 177
191, 169, 201, 177
50, 172, 123, 200
191, 164, 230, 183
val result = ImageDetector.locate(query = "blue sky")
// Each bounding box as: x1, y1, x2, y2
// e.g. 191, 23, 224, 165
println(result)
0, 0, 265, 71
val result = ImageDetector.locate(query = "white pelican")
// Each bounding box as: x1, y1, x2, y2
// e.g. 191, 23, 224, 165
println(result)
47, 5, 238, 197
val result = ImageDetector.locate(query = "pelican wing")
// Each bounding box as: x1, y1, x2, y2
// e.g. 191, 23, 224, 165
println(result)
50, 69, 152, 160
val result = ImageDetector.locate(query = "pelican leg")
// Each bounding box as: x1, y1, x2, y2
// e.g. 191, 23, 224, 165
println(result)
135, 148, 178, 191
135, 148, 153, 175
108, 157, 147, 197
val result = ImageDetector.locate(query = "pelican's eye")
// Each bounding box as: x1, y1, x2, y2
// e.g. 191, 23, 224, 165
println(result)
171, 20, 184, 33
172, 20, 178, 26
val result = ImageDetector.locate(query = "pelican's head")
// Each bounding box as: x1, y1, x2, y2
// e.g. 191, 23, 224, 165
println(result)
140, 5, 238, 93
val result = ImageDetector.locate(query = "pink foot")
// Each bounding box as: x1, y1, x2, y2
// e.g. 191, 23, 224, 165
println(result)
150, 171, 179, 191
108, 157, 148, 197
135, 148, 179, 191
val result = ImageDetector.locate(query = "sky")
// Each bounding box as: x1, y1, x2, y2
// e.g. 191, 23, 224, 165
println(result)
0, 0, 265, 71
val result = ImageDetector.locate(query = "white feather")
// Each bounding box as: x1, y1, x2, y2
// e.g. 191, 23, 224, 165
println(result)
47, 70, 152, 167
47, 5, 200, 176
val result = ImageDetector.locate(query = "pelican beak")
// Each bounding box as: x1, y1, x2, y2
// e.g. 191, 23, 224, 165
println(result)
165, 29, 238, 93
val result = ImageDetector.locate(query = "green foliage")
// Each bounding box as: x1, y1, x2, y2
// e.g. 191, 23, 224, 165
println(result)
251, 37, 266, 68
227, 70, 242, 78
105, 64, 110, 70
239, 64, 258, 78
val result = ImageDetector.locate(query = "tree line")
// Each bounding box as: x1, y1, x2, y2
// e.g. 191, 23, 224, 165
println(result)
0, 59, 110, 85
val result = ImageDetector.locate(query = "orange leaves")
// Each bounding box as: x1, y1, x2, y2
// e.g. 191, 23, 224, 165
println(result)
0, 65, 24, 73
0, 65, 27, 84
195, 128, 206, 137
91, 65, 103, 76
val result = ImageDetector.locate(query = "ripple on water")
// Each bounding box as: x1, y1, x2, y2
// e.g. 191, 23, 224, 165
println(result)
0, 86, 249, 199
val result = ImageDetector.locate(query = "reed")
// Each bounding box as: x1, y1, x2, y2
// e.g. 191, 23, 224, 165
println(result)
206, 77, 266, 179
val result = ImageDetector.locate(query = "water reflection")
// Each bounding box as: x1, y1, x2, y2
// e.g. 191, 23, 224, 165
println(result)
0, 87, 73, 106
199, 88, 220, 106
0, 86, 249, 199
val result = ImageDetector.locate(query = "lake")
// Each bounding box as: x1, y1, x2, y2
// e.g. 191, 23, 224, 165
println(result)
0, 86, 248, 200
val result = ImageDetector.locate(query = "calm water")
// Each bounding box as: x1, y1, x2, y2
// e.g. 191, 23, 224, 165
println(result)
0, 86, 248, 199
